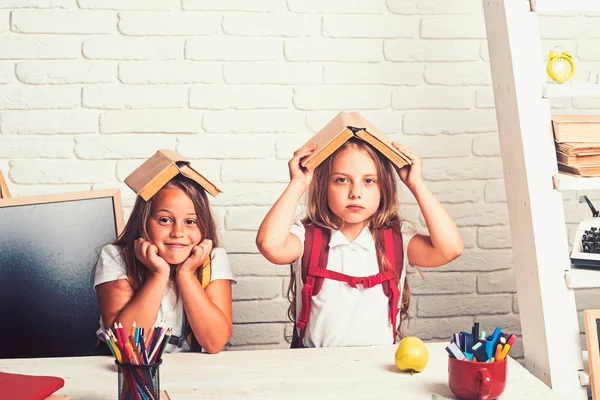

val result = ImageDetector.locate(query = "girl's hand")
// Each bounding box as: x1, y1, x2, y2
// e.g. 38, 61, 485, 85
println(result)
289, 143, 317, 189
178, 239, 213, 275
392, 142, 424, 191
134, 238, 170, 276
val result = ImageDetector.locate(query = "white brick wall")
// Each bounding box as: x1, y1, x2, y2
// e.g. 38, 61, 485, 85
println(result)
223, 14, 320, 37
1, 0, 596, 358
118, 12, 220, 36
84, 37, 182, 60
78, 0, 179, 11
182, 0, 284, 12
322, 15, 419, 38
189, 85, 293, 110
0, 36, 80, 58
186, 37, 282, 61
119, 61, 221, 84
11, 10, 116, 34
224, 62, 321, 84
16, 61, 116, 84
1, 110, 98, 134
99, 110, 203, 133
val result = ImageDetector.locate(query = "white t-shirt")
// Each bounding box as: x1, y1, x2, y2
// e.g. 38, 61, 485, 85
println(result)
290, 222, 415, 348
93, 244, 236, 353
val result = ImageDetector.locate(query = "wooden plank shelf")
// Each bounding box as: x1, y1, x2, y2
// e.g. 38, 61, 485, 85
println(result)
543, 83, 600, 98
533, 0, 600, 12
553, 173, 600, 191
579, 369, 589, 388
580, 350, 590, 387
565, 268, 600, 289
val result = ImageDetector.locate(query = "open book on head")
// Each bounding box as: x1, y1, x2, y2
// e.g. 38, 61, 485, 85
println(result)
300, 111, 412, 171
125, 149, 222, 200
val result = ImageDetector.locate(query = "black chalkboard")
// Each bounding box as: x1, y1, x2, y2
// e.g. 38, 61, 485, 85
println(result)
0, 190, 123, 359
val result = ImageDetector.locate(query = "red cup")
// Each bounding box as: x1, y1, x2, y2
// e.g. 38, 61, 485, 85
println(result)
448, 356, 507, 400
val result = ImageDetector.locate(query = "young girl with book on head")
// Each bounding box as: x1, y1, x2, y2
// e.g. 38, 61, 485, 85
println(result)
256, 115, 463, 348
94, 151, 234, 354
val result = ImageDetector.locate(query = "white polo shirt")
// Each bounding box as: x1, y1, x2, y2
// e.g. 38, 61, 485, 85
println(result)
290, 222, 415, 348
93, 244, 236, 353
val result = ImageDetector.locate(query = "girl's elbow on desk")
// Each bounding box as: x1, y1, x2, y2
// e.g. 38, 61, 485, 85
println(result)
201, 335, 230, 354
203, 344, 224, 355
195, 320, 233, 354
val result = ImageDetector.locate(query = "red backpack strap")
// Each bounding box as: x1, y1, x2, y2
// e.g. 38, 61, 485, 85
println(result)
377, 226, 404, 344
300, 224, 330, 294
296, 224, 331, 344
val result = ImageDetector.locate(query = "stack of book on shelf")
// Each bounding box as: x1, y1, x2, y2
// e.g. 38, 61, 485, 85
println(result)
553, 115, 600, 177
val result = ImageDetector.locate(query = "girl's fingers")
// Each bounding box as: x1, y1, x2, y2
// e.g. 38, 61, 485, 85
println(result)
146, 243, 155, 260
198, 247, 209, 263
393, 142, 420, 163
182, 240, 211, 271
200, 238, 212, 251
188, 245, 200, 261
394, 144, 414, 156
134, 239, 143, 259
392, 142, 414, 153
198, 239, 213, 260
298, 149, 314, 159
293, 143, 318, 158
303, 142, 318, 151
293, 150, 314, 162
291, 149, 306, 163
289, 145, 317, 177
403, 152, 416, 161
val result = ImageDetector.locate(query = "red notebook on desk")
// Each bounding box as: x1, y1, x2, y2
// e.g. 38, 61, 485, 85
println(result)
0, 372, 64, 400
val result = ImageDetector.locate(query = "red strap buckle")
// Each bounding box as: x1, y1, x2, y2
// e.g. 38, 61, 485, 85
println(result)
348, 276, 374, 289
389, 284, 400, 344
297, 277, 315, 330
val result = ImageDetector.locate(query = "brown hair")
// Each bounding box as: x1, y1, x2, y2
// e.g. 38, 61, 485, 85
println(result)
287, 138, 413, 340
114, 174, 219, 291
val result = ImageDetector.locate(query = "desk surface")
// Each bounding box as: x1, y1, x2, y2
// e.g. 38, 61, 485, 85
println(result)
0, 342, 561, 400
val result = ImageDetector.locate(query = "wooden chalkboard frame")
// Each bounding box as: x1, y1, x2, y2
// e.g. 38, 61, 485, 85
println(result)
0, 189, 124, 234
0, 188, 124, 358
0, 171, 10, 199
584, 309, 600, 400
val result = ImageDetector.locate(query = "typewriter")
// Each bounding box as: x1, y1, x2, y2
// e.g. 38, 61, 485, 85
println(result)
570, 196, 600, 268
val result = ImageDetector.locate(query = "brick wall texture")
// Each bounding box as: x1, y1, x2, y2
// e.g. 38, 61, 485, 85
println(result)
2, 0, 600, 360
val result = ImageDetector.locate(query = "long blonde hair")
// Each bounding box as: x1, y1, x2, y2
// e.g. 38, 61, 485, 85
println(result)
114, 174, 219, 291
287, 138, 412, 340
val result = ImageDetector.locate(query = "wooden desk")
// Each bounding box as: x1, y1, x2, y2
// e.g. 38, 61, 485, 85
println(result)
0, 343, 561, 399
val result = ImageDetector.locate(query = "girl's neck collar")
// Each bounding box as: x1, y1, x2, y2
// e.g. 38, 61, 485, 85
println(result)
339, 222, 369, 242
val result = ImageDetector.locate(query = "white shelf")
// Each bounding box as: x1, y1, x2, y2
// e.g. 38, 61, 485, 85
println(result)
543, 83, 600, 98
553, 173, 600, 191
580, 351, 589, 387
533, 0, 600, 12
565, 268, 600, 288
579, 370, 589, 387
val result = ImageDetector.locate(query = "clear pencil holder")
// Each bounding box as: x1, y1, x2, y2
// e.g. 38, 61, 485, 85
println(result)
116, 359, 162, 400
